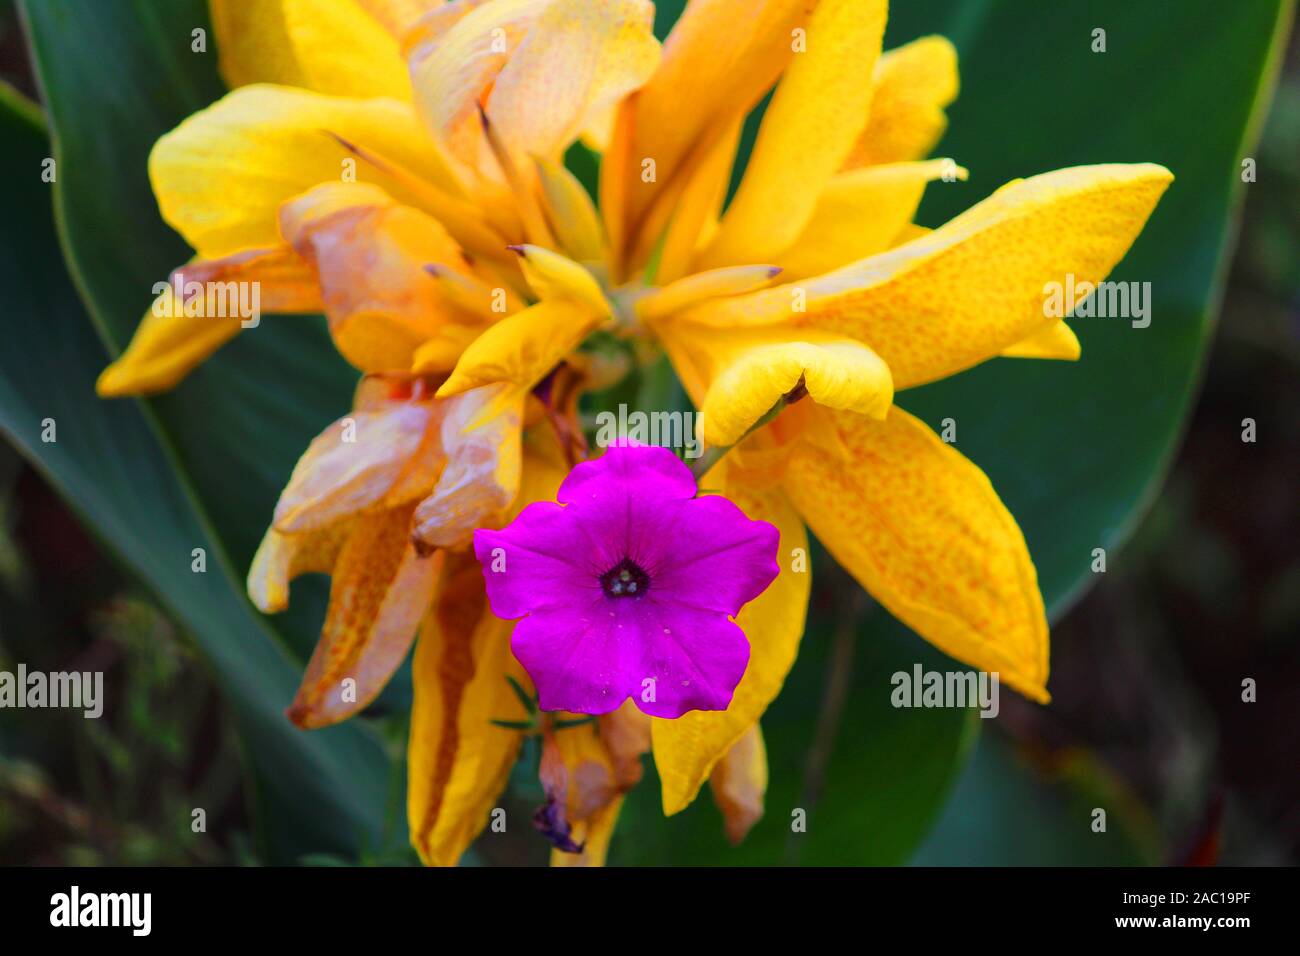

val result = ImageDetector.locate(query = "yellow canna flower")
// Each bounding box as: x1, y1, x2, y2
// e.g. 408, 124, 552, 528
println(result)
93, 0, 1172, 865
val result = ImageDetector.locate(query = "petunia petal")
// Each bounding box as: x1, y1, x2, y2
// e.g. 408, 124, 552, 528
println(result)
287, 504, 441, 728
699, 0, 888, 268
783, 406, 1050, 702
842, 35, 959, 169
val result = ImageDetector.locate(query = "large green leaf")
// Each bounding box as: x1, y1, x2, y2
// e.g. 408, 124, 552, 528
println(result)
10, 0, 394, 860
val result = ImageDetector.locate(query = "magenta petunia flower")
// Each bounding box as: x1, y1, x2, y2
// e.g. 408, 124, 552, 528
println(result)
473, 444, 780, 719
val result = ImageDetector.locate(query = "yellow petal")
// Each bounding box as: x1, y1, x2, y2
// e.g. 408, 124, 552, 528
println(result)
652, 475, 809, 814
638, 265, 782, 322
678, 164, 1173, 390
96, 287, 243, 397
279, 181, 481, 373
1001, 321, 1081, 360
617, 0, 807, 259
843, 36, 960, 168
408, 553, 530, 867
699, 0, 888, 268
288, 504, 441, 728
210, 0, 414, 97
273, 402, 440, 534
247, 519, 354, 614
709, 723, 767, 845
436, 299, 606, 399
209, 0, 309, 90
659, 321, 894, 447
150, 84, 456, 259
654, 118, 741, 284
509, 245, 610, 313
279, 0, 410, 99
411, 386, 524, 550
783, 406, 1050, 702
534, 155, 605, 264
776, 160, 967, 280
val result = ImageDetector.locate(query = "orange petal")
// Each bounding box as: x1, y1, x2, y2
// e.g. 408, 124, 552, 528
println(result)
279, 181, 481, 373
247, 519, 355, 614
411, 385, 524, 550
709, 722, 767, 845
273, 401, 441, 534
288, 504, 441, 728
408, 552, 531, 866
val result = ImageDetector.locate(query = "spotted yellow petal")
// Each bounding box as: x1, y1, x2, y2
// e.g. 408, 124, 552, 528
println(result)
843, 35, 959, 168
408, 553, 529, 866
279, 0, 411, 98
150, 84, 457, 259
652, 474, 809, 814
700, 0, 888, 267
288, 504, 441, 728
776, 159, 967, 280
1001, 321, 1081, 360
678, 164, 1173, 391
783, 406, 1050, 702
709, 723, 767, 845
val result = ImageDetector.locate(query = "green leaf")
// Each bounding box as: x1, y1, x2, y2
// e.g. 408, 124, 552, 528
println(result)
11, 0, 393, 860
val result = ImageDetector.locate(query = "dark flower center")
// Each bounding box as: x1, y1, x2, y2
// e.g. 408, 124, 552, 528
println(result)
599, 558, 650, 598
